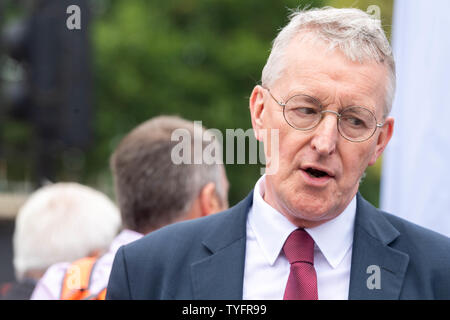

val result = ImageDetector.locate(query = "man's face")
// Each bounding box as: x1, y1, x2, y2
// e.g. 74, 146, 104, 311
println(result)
250, 37, 394, 228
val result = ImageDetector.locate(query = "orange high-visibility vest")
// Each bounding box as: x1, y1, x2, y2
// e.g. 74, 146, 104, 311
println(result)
60, 256, 106, 300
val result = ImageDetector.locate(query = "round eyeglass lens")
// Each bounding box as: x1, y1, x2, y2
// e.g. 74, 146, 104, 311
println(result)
283, 95, 322, 130
338, 106, 377, 141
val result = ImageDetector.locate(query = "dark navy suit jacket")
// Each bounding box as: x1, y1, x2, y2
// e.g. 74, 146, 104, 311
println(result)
106, 192, 450, 299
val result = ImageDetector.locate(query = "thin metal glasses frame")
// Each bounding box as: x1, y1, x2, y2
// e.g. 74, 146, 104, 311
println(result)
264, 87, 384, 143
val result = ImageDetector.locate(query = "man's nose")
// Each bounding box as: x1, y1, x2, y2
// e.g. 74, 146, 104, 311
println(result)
310, 112, 339, 156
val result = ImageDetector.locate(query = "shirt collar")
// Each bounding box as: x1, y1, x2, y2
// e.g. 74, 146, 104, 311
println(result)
248, 175, 356, 269
110, 229, 143, 253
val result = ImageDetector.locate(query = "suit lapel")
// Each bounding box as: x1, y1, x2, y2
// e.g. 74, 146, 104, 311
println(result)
190, 192, 253, 299
348, 194, 409, 300
190, 191, 410, 299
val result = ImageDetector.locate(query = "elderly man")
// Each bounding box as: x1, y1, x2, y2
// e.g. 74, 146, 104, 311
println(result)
106, 7, 450, 300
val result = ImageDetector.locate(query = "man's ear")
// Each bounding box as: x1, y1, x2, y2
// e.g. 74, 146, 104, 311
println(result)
368, 117, 394, 166
199, 182, 222, 217
249, 85, 266, 141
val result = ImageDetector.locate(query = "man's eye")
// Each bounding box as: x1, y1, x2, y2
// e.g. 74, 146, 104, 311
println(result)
344, 117, 365, 127
293, 107, 318, 115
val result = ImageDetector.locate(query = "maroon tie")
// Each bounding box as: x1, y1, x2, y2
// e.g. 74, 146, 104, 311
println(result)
283, 229, 318, 300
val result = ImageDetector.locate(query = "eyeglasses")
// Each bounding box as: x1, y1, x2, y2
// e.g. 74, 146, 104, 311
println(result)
264, 88, 385, 142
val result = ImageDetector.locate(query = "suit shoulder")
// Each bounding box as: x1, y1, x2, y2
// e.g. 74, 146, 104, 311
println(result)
125, 192, 253, 255
108, 198, 250, 299
380, 211, 450, 297
381, 211, 450, 256
123, 202, 247, 261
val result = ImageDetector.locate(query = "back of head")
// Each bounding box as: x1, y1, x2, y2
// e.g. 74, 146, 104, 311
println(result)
13, 183, 121, 281
110, 115, 227, 234
262, 6, 395, 116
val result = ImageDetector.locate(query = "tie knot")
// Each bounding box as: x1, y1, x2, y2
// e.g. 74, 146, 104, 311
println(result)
283, 229, 315, 265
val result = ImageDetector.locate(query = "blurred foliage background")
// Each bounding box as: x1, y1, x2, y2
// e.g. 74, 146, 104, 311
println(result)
0, 0, 394, 208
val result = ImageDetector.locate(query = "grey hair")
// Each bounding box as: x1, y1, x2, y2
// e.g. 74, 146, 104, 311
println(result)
261, 6, 396, 117
110, 116, 227, 234
190, 127, 227, 208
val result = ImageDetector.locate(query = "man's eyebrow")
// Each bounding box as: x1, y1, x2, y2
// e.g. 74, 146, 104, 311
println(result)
285, 87, 319, 98
284, 87, 325, 104
285, 84, 377, 107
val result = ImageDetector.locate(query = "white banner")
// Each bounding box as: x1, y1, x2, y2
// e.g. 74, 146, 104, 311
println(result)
380, 0, 450, 236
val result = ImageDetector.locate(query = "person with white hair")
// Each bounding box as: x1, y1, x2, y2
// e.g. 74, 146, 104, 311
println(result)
106, 7, 450, 300
0, 183, 121, 300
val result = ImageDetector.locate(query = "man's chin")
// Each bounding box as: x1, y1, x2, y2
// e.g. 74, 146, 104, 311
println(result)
283, 209, 335, 228
282, 195, 339, 227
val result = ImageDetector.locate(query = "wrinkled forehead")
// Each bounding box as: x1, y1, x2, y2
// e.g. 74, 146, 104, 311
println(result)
275, 34, 389, 116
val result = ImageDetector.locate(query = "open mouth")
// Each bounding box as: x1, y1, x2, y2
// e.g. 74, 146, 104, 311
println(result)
305, 168, 328, 178
302, 167, 333, 179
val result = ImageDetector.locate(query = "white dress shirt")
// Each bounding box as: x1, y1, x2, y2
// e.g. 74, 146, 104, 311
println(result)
242, 175, 356, 300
